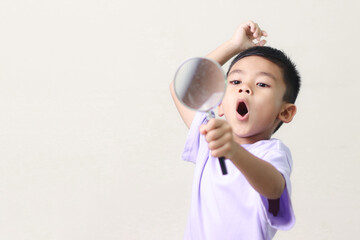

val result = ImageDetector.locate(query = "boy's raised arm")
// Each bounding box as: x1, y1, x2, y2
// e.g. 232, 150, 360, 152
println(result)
206, 21, 268, 65
169, 81, 196, 128
170, 21, 267, 128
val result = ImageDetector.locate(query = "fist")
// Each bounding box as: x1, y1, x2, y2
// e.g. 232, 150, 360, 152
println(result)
199, 118, 236, 159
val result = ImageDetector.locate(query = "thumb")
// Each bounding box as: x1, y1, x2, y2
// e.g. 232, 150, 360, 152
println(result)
199, 124, 208, 135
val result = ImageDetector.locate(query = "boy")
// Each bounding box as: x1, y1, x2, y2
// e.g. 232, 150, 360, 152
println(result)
170, 21, 300, 239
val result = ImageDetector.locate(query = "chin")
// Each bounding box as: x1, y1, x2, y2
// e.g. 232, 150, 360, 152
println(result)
234, 128, 271, 142
233, 130, 253, 139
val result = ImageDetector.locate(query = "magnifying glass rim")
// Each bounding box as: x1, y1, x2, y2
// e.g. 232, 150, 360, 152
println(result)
173, 57, 227, 112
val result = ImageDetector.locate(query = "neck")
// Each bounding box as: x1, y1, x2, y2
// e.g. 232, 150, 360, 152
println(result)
233, 132, 272, 145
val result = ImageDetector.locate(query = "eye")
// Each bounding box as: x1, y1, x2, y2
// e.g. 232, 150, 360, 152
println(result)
230, 80, 241, 85
256, 82, 269, 88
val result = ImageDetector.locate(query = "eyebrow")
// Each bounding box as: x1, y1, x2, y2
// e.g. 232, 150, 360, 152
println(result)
228, 69, 277, 81
228, 69, 244, 76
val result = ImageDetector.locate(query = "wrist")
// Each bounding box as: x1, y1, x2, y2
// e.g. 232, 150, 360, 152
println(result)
227, 140, 242, 160
224, 39, 243, 56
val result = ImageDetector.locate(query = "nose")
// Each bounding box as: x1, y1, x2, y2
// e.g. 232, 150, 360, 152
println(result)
238, 87, 251, 94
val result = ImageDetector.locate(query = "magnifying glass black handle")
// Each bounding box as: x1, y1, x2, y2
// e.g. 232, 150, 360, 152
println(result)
219, 157, 227, 175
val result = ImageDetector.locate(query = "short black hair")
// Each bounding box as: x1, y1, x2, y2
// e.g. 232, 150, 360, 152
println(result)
227, 46, 301, 104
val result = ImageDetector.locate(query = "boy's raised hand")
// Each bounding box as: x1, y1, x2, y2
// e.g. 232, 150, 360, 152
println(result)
199, 119, 238, 160
206, 20, 267, 66
230, 20, 268, 53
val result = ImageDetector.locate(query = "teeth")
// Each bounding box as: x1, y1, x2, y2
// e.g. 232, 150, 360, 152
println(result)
237, 102, 248, 116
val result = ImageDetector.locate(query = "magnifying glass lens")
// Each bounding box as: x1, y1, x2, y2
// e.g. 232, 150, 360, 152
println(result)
173, 57, 228, 175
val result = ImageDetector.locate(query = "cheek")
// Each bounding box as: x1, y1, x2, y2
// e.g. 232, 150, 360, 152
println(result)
218, 95, 229, 115
220, 94, 232, 108
274, 93, 286, 109
255, 95, 280, 115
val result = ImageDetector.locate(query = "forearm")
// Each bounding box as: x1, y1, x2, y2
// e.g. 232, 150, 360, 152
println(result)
169, 81, 195, 128
206, 40, 240, 66
230, 145, 285, 199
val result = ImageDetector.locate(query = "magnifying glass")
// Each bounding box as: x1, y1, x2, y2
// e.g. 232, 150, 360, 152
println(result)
174, 57, 228, 175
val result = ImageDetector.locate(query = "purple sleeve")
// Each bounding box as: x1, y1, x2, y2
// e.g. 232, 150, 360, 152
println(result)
181, 112, 208, 164
260, 149, 296, 230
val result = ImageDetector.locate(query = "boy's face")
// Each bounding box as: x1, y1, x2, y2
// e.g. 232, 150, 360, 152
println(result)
219, 56, 289, 144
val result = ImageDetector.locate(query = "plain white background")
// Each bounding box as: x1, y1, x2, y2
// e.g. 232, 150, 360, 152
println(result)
0, 0, 359, 239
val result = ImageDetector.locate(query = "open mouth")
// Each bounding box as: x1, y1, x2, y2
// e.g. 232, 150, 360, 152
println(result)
237, 101, 248, 117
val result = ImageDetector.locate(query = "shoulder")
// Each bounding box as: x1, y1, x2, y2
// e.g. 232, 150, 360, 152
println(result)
182, 112, 210, 163
245, 139, 293, 171
244, 138, 290, 157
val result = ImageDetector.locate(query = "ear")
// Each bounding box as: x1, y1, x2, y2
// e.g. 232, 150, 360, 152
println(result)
218, 103, 224, 117
278, 103, 297, 123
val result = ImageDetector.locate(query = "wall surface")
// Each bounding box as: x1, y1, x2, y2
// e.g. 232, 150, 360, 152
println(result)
1, 0, 359, 239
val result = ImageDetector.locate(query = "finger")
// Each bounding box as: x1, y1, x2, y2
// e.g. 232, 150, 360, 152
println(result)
257, 30, 267, 41
205, 127, 225, 142
208, 138, 224, 151
254, 27, 260, 38
245, 20, 256, 34
210, 148, 225, 158
200, 119, 216, 135
207, 132, 232, 150
256, 39, 267, 46
250, 22, 256, 33
199, 124, 207, 135
254, 25, 263, 39
210, 141, 232, 158
206, 118, 224, 131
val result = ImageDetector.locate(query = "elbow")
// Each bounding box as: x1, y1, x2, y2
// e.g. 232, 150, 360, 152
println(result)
169, 81, 174, 91
169, 81, 176, 97
267, 180, 285, 200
